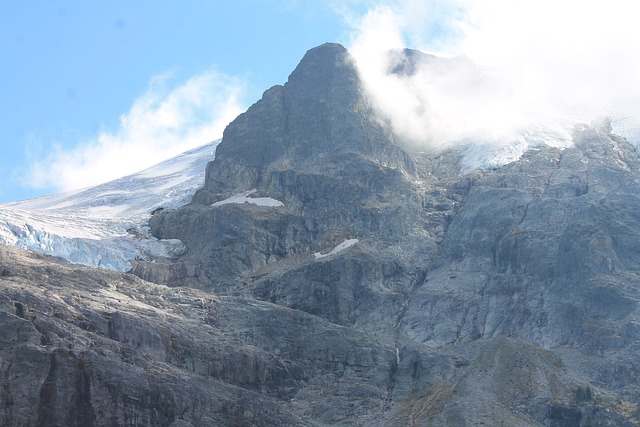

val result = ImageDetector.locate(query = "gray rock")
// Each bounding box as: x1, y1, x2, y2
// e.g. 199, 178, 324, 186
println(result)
0, 246, 400, 426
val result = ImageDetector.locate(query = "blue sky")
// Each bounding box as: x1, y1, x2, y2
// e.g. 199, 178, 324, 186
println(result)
0, 1, 363, 203
2, 0, 639, 203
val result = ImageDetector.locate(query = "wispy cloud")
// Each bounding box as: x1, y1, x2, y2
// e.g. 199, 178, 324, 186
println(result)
341, 0, 640, 149
23, 70, 246, 192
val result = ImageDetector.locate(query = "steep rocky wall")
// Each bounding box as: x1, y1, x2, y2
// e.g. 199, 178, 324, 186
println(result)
0, 246, 403, 426
3, 243, 639, 426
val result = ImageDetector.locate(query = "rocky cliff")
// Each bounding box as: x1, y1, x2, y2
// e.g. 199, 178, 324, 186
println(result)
2, 43, 640, 426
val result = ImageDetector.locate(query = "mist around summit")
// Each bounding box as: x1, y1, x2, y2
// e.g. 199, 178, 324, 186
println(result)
345, 0, 640, 153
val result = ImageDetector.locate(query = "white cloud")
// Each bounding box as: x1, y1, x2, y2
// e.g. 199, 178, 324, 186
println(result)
455, 0, 640, 115
24, 70, 246, 192
342, 0, 640, 150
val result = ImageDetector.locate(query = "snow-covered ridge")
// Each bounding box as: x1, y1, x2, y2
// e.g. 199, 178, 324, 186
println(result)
212, 190, 284, 207
459, 119, 575, 173
0, 140, 219, 271
458, 113, 640, 173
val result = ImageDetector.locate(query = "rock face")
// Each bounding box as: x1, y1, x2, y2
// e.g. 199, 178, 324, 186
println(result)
2, 43, 640, 426
136, 43, 423, 290
0, 246, 385, 426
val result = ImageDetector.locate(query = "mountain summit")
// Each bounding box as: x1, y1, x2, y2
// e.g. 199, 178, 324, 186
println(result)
2, 43, 640, 426
193, 42, 413, 203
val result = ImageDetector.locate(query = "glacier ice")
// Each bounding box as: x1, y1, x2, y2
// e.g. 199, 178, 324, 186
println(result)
0, 141, 218, 271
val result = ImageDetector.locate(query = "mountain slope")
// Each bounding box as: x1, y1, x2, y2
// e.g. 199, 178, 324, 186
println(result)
0, 141, 218, 270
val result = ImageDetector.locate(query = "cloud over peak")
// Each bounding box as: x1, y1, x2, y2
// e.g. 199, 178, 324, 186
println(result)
343, 0, 640, 151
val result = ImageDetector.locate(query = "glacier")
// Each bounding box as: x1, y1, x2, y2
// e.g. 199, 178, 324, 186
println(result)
0, 141, 219, 271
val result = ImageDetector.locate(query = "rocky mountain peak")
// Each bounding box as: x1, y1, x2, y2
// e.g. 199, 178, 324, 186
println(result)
192, 42, 413, 206
4, 42, 638, 426
285, 42, 354, 94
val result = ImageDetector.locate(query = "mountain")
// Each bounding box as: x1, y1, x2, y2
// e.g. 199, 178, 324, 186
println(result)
0, 141, 218, 270
2, 42, 640, 426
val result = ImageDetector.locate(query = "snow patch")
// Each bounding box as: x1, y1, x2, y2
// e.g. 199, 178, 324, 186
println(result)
314, 239, 359, 260
212, 190, 284, 207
